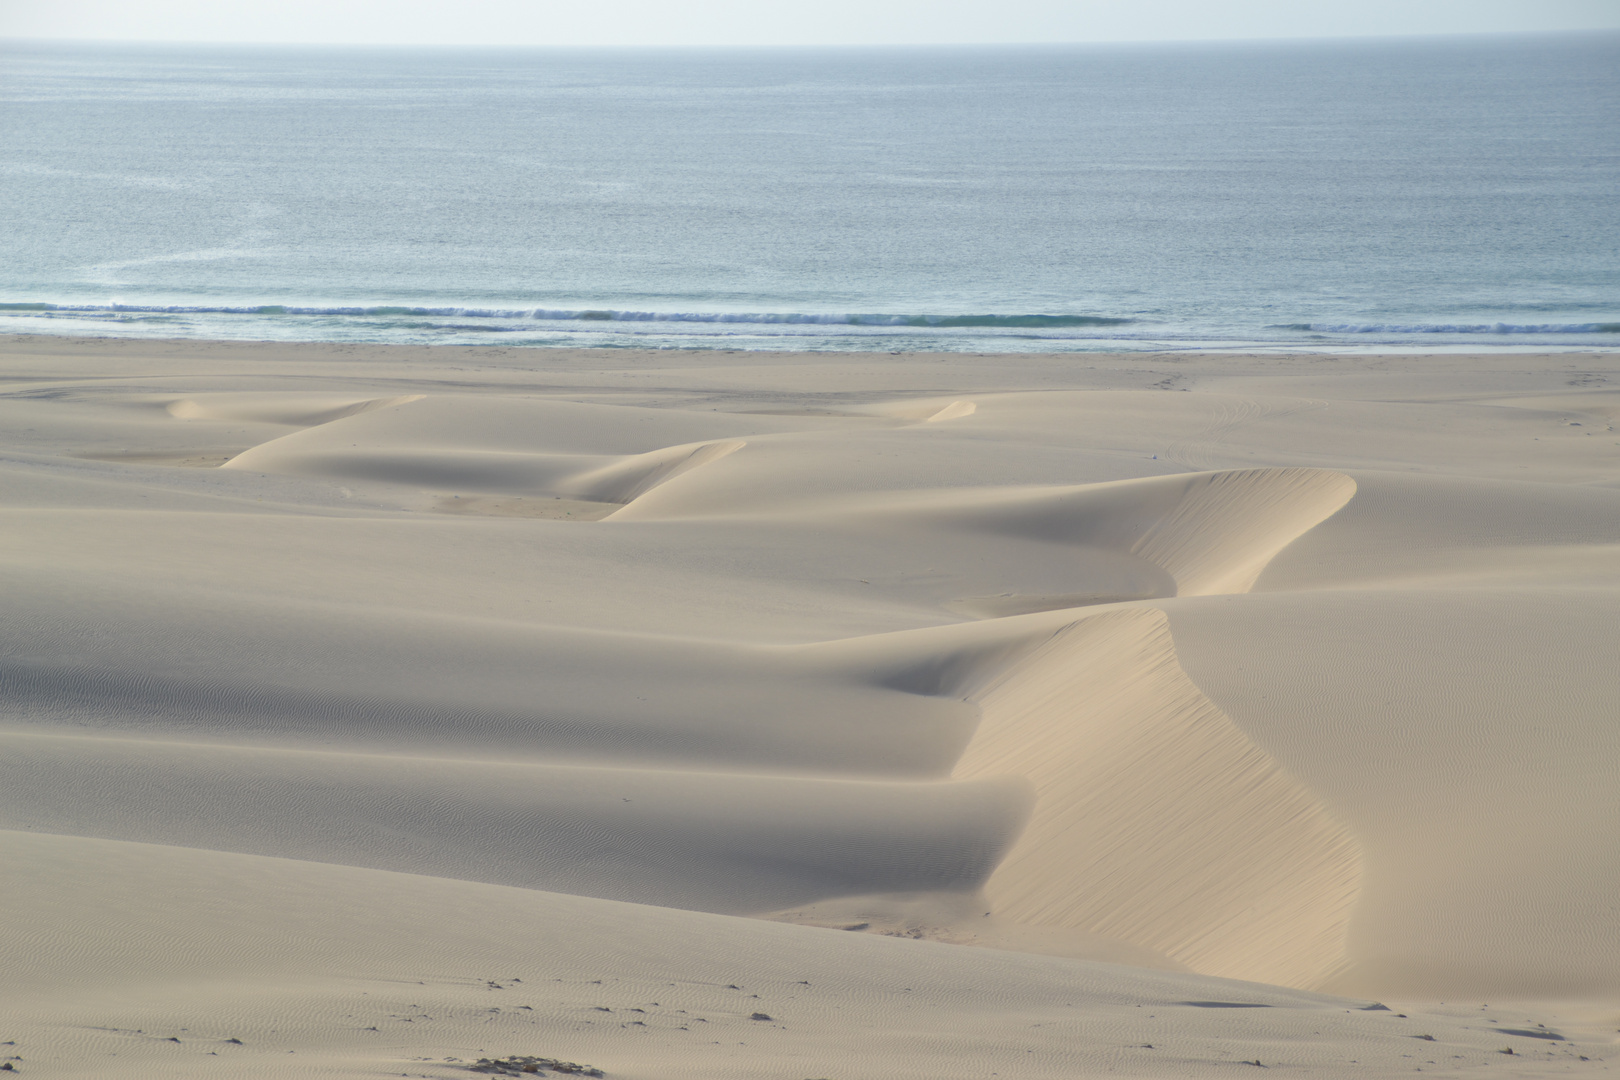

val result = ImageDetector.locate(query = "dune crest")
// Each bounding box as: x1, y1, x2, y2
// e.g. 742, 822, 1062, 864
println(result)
1129, 468, 1357, 595
926, 399, 978, 422
567, 438, 747, 508
953, 607, 1363, 989
169, 392, 424, 427
862, 467, 1356, 607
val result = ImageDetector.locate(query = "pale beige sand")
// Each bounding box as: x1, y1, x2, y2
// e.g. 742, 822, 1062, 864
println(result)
1, 334, 1616, 1078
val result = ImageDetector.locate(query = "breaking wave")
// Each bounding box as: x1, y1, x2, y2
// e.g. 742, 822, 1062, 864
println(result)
1273, 321, 1620, 335
0, 302, 1133, 329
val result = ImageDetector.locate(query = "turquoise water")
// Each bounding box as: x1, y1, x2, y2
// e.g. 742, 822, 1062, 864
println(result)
1, 36, 1617, 352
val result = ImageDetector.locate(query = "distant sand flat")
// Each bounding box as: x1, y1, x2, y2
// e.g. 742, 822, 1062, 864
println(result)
1, 335, 1616, 1078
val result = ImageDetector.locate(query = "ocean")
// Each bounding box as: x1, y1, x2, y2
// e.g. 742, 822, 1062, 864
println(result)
2, 35, 1617, 353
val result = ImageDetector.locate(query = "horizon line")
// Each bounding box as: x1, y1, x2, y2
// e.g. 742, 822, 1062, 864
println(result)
4, 28, 1617, 51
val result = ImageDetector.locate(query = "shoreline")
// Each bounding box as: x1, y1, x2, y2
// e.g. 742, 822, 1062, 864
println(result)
4, 328, 1618, 371
2, 327, 1617, 360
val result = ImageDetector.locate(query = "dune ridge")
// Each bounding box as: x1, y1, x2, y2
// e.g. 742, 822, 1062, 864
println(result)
1129, 468, 1357, 595
570, 438, 748, 508
954, 608, 1362, 989
169, 392, 426, 427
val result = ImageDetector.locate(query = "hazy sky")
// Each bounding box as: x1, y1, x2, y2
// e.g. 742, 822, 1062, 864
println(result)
2, 0, 1617, 47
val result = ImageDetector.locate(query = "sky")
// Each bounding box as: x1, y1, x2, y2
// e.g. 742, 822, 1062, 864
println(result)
1, 0, 1618, 47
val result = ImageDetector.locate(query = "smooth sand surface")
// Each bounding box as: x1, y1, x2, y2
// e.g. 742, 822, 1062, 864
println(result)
1, 335, 1616, 1077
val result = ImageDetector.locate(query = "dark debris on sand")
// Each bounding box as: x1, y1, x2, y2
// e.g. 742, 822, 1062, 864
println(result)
466, 1056, 604, 1077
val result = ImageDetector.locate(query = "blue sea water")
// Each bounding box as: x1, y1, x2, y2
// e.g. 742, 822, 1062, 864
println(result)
1, 35, 1617, 352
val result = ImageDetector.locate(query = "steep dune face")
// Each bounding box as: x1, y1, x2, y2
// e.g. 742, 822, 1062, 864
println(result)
953, 609, 1362, 989
1, 337, 1617, 1080
1168, 587, 1620, 998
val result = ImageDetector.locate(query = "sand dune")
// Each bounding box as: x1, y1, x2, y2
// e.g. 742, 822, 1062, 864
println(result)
954, 607, 1362, 990
1, 335, 1615, 1078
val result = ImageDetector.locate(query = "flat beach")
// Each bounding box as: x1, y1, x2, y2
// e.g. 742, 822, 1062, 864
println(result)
2, 334, 1617, 1078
